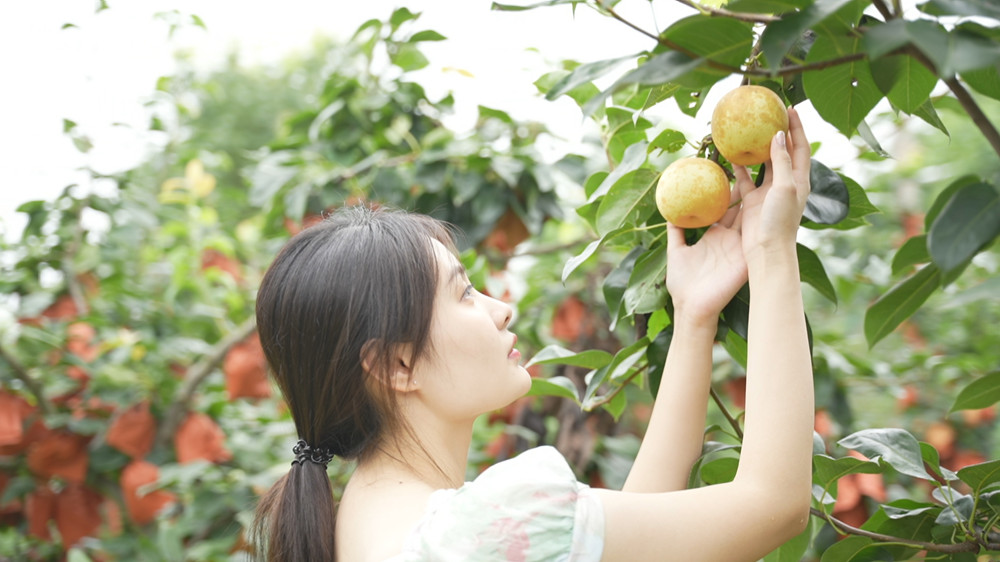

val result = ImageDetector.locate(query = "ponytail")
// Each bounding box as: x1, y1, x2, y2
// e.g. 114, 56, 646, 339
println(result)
250, 460, 337, 561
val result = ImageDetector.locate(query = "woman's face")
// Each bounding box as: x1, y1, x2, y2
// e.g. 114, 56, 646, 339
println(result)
410, 240, 531, 422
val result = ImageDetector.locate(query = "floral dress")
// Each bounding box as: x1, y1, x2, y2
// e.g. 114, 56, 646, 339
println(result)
387, 446, 606, 561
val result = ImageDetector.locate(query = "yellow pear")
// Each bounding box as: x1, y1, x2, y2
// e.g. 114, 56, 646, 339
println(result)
655, 157, 731, 229
711, 85, 789, 166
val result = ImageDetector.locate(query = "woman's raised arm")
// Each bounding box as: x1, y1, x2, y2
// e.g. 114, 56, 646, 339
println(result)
596, 107, 814, 561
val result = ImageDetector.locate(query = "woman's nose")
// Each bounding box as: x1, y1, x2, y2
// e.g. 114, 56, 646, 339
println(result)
490, 296, 513, 330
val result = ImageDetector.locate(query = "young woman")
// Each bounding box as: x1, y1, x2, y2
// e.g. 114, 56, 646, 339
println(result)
251, 107, 815, 561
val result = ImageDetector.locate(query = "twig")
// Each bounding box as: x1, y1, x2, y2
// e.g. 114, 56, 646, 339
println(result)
903, 45, 1000, 160
155, 316, 258, 448
709, 386, 744, 440
0, 342, 52, 415
586, 369, 643, 409
945, 76, 1000, 159
809, 507, 992, 553
871, 0, 895, 20
671, 0, 780, 23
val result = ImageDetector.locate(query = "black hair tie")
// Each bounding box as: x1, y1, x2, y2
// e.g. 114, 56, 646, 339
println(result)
291, 439, 335, 468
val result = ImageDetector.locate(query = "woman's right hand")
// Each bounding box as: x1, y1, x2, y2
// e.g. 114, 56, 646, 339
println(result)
732, 106, 811, 264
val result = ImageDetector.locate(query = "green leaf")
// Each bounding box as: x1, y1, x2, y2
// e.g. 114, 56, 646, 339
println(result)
722, 283, 750, 341
726, 0, 810, 13
588, 142, 648, 203
582, 52, 703, 117
759, 0, 855, 69
595, 169, 659, 236
700, 456, 739, 484
604, 247, 643, 329
646, 325, 673, 397
919, 0, 1000, 19
545, 55, 635, 101
648, 129, 687, 155
926, 175, 980, 229
623, 244, 669, 315
389, 43, 429, 71
526, 345, 614, 369
856, 120, 890, 158
911, 96, 950, 136
804, 159, 850, 224
961, 65, 1000, 101
838, 428, 931, 480
891, 235, 930, 276
803, 34, 882, 136
190, 14, 207, 30
582, 337, 650, 407
927, 182, 1000, 273
797, 243, 837, 304
861, 500, 940, 561
921, 439, 959, 480
389, 7, 419, 30
804, 175, 880, 231
490, 0, 584, 11
870, 55, 938, 114
720, 328, 748, 368
951, 372, 1000, 412
659, 16, 753, 89
864, 264, 941, 348
527, 376, 580, 402
819, 535, 877, 562
813, 454, 884, 501
957, 458, 1000, 495
409, 30, 446, 42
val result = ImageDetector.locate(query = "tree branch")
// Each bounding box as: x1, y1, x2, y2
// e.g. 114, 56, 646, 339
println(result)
809, 507, 992, 553
903, 45, 1000, 160
155, 316, 258, 448
871, 0, 895, 20
671, 0, 780, 23
709, 385, 744, 440
945, 76, 1000, 159
0, 341, 52, 416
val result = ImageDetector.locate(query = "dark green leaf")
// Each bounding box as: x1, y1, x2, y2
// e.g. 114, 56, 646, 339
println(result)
920, 441, 958, 481
760, 0, 854, 69
926, 175, 980, 229
589, 142, 648, 202
582, 337, 650, 407
864, 264, 940, 347
545, 55, 635, 101
648, 129, 687, 155
932, 487, 974, 526
596, 169, 659, 236
797, 243, 837, 304
891, 235, 930, 276
604, 247, 643, 328
582, 52, 703, 117
804, 159, 850, 224
722, 283, 750, 341
951, 372, 1000, 412
721, 328, 748, 368
646, 325, 673, 397
659, 16, 753, 89
838, 428, 931, 480
862, 500, 940, 560
870, 55, 938, 114
673, 85, 712, 117
526, 345, 614, 369
927, 182, 1000, 273
803, 34, 883, 136
623, 244, 669, 315
527, 376, 580, 402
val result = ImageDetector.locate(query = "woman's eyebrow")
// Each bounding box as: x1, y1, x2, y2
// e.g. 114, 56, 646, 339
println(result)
451, 264, 467, 287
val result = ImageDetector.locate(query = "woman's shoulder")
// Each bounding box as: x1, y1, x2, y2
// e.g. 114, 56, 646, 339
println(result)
391, 446, 605, 561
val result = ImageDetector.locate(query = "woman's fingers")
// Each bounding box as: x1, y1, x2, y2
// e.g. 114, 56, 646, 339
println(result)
787, 106, 812, 198
768, 129, 794, 192
719, 178, 743, 228
666, 221, 687, 250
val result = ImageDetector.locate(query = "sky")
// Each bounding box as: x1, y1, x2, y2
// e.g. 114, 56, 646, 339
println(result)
0, 0, 858, 239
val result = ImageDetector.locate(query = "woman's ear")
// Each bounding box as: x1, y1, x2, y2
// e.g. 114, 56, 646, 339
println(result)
361, 340, 418, 393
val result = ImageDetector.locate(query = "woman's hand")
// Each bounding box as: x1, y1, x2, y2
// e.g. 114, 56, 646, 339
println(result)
665, 182, 748, 327
733, 106, 812, 264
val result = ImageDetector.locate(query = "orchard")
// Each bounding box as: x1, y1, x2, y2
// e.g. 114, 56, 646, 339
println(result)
1, 1, 999, 560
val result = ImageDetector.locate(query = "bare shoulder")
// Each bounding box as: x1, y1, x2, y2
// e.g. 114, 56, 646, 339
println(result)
336, 478, 436, 562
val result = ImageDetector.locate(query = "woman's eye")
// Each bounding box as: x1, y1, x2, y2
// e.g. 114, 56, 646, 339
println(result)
462, 284, 474, 299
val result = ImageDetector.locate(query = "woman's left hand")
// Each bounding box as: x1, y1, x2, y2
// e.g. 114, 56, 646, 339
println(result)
665, 182, 748, 327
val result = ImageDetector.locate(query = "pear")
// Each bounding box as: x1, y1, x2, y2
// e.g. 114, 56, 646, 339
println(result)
655, 157, 731, 229
711, 85, 788, 166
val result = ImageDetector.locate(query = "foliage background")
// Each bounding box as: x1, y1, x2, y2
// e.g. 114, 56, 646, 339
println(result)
2, 1, 1000, 561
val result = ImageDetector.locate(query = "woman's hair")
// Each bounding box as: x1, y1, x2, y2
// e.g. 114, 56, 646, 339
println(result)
249, 206, 455, 561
